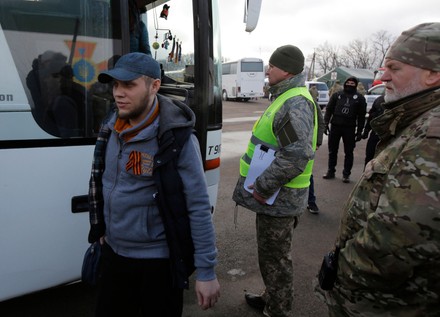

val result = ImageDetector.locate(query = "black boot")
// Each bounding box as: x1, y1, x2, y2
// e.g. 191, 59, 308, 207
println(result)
244, 292, 266, 311
323, 172, 335, 179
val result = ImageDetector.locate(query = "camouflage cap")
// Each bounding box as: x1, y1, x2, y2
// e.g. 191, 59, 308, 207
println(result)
386, 22, 440, 71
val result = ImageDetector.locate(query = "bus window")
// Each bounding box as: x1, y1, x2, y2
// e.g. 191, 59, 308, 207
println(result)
26, 51, 87, 137
241, 60, 264, 72
0, 0, 121, 140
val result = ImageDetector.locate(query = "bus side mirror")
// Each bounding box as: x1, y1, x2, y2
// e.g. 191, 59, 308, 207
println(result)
243, 0, 262, 32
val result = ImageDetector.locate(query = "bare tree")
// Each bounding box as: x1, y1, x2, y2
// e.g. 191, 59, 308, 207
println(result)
309, 29, 398, 77
341, 39, 372, 69
369, 30, 396, 69
314, 42, 339, 74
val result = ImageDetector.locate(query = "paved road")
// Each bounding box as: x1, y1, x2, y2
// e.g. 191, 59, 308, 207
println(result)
1, 98, 368, 317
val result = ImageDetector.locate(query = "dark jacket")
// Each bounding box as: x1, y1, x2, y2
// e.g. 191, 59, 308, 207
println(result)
325, 77, 367, 134
88, 122, 195, 289
362, 95, 385, 137
153, 127, 195, 289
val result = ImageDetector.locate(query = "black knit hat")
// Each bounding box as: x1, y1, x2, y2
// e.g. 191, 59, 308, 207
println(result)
269, 45, 304, 74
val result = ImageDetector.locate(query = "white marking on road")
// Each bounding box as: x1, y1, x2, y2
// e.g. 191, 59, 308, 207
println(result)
223, 116, 260, 123
227, 268, 246, 276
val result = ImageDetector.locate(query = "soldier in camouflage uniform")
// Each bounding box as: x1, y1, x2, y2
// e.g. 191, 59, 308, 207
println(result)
329, 80, 343, 98
316, 22, 440, 316
309, 84, 319, 104
233, 45, 317, 317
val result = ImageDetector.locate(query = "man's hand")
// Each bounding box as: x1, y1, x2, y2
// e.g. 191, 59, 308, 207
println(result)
355, 133, 362, 142
247, 184, 267, 205
362, 130, 369, 139
324, 125, 330, 135
195, 279, 220, 310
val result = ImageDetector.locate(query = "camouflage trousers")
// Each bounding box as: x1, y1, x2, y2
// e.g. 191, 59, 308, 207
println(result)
256, 213, 298, 317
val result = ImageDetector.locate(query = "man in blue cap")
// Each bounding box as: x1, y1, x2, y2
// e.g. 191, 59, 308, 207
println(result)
87, 52, 220, 316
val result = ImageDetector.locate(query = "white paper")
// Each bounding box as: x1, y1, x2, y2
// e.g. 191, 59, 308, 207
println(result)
244, 144, 280, 205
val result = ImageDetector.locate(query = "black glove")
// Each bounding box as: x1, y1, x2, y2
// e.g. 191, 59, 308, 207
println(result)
355, 133, 362, 142
324, 125, 330, 135
361, 130, 369, 139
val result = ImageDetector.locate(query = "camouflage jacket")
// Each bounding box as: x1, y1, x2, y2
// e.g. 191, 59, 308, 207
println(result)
322, 87, 440, 316
232, 73, 315, 217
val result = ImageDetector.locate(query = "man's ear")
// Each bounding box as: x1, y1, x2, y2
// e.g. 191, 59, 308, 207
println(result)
425, 70, 440, 87
152, 79, 161, 92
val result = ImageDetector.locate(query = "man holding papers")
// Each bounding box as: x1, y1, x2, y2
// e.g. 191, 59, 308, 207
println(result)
233, 45, 318, 317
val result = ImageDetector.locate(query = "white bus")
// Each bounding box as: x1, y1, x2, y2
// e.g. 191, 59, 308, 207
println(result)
0, 0, 261, 302
221, 57, 265, 101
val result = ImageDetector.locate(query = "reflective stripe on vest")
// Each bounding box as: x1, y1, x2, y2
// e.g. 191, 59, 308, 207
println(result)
239, 86, 318, 188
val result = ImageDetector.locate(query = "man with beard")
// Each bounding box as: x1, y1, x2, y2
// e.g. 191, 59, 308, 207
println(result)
316, 22, 440, 316
88, 52, 220, 316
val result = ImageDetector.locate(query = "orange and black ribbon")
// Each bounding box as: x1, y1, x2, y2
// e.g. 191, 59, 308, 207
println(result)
126, 150, 142, 175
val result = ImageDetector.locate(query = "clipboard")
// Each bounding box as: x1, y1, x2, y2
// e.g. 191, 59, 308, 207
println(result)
244, 144, 280, 205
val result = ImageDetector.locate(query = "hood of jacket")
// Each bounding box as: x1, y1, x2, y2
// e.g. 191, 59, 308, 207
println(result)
157, 94, 195, 138
343, 76, 358, 95
344, 76, 358, 86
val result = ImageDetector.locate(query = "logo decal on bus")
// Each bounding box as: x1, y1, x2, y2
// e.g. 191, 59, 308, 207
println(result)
64, 40, 108, 88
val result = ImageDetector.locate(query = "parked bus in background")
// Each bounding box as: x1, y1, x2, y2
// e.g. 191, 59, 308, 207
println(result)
0, 0, 261, 302
221, 57, 265, 101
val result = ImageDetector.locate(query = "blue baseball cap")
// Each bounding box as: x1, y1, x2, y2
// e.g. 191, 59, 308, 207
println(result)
98, 52, 161, 83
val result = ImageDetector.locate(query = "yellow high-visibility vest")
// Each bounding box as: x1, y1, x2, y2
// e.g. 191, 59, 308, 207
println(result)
239, 86, 318, 188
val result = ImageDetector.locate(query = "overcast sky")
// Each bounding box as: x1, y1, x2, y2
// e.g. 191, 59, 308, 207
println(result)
218, 0, 440, 65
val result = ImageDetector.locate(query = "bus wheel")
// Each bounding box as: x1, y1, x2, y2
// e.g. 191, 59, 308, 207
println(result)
222, 90, 228, 101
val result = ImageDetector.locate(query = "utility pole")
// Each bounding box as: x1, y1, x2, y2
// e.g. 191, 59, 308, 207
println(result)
308, 50, 315, 81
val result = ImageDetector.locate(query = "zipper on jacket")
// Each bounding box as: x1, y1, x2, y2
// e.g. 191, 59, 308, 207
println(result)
107, 139, 124, 240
